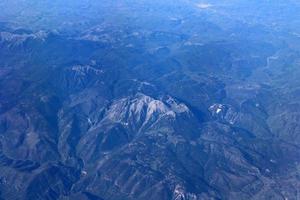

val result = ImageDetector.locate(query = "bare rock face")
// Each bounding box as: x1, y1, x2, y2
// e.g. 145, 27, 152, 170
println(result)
0, 0, 300, 200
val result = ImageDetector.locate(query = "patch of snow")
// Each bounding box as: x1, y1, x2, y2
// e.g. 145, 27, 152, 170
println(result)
209, 103, 224, 115
209, 103, 239, 125
0, 31, 48, 45
146, 100, 170, 120
184, 41, 204, 46
71, 65, 104, 75
81, 170, 88, 176
141, 81, 152, 86
174, 185, 186, 200
196, 3, 212, 9
122, 122, 129, 126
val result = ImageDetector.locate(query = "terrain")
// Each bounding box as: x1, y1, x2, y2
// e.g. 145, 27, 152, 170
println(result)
0, 0, 300, 199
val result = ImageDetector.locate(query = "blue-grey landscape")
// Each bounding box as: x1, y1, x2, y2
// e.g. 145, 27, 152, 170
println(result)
0, 0, 300, 199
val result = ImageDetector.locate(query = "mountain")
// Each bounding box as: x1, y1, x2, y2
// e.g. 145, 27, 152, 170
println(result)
0, 0, 300, 199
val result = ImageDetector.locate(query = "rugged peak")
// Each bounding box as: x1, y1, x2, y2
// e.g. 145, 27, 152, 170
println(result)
0, 30, 49, 45
103, 93, 191, 131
